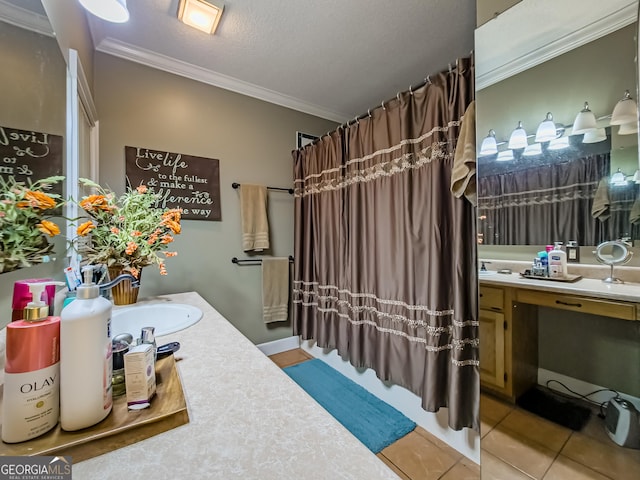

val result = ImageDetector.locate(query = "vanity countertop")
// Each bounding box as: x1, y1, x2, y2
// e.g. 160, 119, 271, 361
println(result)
480, 271, 640, 303
73, 291, 398, 479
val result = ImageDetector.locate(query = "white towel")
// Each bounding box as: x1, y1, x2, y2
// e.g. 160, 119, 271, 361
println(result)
262, 258, 290, 323
240, 184, 269, 251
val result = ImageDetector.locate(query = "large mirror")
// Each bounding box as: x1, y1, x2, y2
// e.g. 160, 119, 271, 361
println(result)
476, 0, 639, 248
0, 0, 66, 323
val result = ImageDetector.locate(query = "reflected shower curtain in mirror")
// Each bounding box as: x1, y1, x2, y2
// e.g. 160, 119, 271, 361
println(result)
292, 58, 478, 431
477, 154, 610, 246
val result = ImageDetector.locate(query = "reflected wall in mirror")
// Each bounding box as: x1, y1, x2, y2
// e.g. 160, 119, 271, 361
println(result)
476, 0, 639, 248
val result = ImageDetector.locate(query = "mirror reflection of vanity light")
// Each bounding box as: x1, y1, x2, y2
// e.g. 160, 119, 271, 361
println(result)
479, 130, 498, 155
535, 112, 558, 142
610, 90, 638, 125
548, 136, 570, 150
572, 102, 598, 134
618, 121, 638, 135
508, 121, 528, 149
610, 168, 628, 185
523, 143, 543, 156
582, 128, 607, 143
496, 149, 515, 161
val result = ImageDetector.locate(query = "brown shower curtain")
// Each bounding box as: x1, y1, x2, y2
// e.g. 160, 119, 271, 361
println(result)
292, 57, 478, 431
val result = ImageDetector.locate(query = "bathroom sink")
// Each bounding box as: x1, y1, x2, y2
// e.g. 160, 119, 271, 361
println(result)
478, 270, 498, 276
111, 303, 203, 338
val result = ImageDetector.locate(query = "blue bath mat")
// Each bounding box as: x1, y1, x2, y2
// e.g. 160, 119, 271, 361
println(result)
283, 358, 416, 453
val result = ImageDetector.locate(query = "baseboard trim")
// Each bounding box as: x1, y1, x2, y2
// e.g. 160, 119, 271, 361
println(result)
256, 336, 300, 356
538, 368, 640, 410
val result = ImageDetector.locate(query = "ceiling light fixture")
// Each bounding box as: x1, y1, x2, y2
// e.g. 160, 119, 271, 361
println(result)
79, 0, 129, 23
178, 0, 225, 34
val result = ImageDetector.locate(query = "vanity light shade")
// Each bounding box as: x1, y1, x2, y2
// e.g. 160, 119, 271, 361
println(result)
496, 150, 514, 162
79, 0, 129, 23
507, 121, 528, 149
610, 90, 638, 125
523, 143, 542, 156
178, 0, 225, 34
479, 130, 498, 156
534, 112, 557, 142
633, 170, 640, 184
548, 136, 570, 151
572, 102, 597, 135
618, 121, 638, 135
610, 168, 627, 186
582, 128, 607, 143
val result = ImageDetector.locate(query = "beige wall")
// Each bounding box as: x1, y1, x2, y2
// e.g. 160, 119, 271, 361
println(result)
0, 22, 67, 329
94, 53, 336, 344
42, 0, 95, 92
476, 0, 521, 26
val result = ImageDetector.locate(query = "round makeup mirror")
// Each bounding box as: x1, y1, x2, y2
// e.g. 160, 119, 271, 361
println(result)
593, 240, 633, 283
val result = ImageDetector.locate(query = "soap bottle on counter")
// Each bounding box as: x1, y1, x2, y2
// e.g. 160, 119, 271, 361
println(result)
60, 266, 114, 431
548, 242, 568, 278
2, 280, 65, 443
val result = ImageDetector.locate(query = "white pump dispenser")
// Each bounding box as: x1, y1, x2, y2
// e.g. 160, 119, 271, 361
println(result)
59, 266, 114, 431
548, 242, 568, 278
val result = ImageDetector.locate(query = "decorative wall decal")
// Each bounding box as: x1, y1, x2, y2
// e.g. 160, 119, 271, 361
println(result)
0, 125, 63, 199
125, 146, 221, 221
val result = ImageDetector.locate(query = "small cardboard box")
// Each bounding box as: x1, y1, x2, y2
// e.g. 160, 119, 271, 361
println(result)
124, 344, 156, 410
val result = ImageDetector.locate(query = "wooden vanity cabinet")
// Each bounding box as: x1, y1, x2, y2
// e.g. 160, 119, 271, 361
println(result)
479, 285, 538, 402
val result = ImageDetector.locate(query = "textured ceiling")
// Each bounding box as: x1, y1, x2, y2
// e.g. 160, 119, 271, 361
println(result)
9, 0, 476, 122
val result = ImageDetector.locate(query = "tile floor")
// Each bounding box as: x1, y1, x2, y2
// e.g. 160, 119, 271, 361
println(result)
269, 349, 640, 479
269, 349, 480, 480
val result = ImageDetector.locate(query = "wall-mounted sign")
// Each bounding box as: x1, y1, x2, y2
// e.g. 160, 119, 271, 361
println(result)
0, 125, 63, 197
125, 146, 221, 221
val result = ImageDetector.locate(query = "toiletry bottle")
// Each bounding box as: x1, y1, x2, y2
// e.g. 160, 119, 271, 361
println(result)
548, 242, 568, 278
566, 241, 580, 263
59, 266, 114, 431
537, 251, 549, 277
11, 279, 57, 322
2, 281, 65, 443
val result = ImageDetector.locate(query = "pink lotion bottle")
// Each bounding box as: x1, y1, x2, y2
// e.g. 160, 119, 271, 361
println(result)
2, 281, 65, 443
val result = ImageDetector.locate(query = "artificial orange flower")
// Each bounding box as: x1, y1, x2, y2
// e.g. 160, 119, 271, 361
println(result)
136, 185, 148, 194
129, 267, 139, 279
159, 263, 167, 276
77, 221, 95, 236
125, 241, 138, 255
23, 190, 57, 210
79, 194, 112, 212
160, 235, 174, 244
131, 230, 142, 237
163, 251, 178, 257
110, 227, 120, 234
37, 220, 60, 237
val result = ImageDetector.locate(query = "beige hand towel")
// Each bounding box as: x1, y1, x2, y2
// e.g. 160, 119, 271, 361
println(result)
591, 177, 610, 221
630, 197, 640, 224
240, 184, 269, 251
262, 258, 290, 323
450, 101, 477, 206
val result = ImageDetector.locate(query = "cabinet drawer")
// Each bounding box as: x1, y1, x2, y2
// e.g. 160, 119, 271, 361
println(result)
480, 286, 504, 311
515, 289, 636, 320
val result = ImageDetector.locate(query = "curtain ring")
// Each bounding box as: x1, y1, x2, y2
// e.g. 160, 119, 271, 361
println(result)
426, 75, 431, 85
354, 115, 359, 124
396, 92, 401, 102
367, 109, 371, 118
409, 85, 413, 95
381, 101, 386, 110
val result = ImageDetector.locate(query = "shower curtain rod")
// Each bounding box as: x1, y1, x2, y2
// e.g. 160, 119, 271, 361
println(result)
305, 51, 474, 148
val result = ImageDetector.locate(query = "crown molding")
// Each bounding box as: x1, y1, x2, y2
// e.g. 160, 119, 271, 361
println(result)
95, 37, 349, 123
476, 1, 637, 90
0, 0, 53, 37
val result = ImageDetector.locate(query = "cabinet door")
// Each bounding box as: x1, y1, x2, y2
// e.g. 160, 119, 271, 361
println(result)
479, 309, 505, 388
